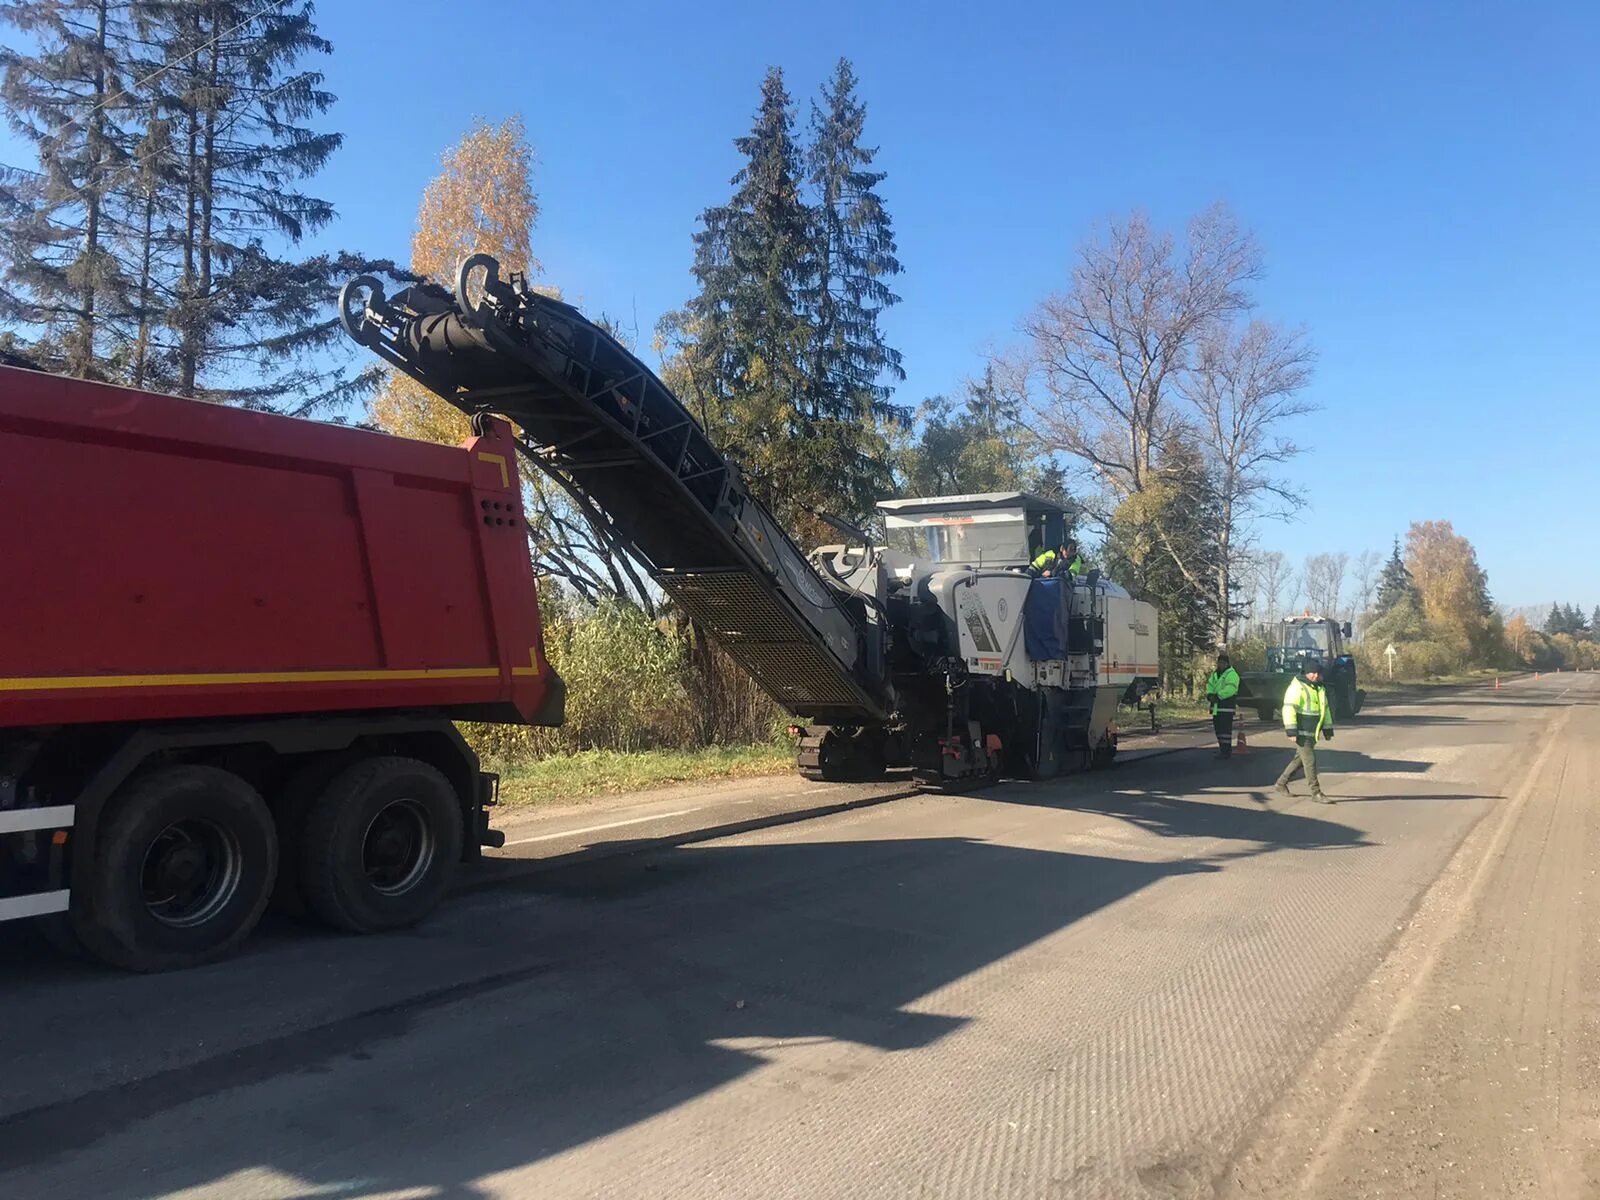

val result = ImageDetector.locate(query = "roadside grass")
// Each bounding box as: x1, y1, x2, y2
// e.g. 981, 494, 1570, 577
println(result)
1119, 693, 1211, 729
494, 742, 793, 807
1362, 667, 1523, 700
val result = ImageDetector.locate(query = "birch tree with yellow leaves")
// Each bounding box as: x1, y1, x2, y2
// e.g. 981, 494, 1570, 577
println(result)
369, 117, 655, 612
370, 116, 538, 445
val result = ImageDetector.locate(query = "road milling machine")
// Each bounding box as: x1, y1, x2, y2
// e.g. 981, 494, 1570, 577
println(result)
340, 256, 1159, 787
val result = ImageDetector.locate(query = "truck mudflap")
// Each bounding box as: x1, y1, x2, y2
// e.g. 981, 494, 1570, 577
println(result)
476, 772, 505, 849
0, 804, 75, 922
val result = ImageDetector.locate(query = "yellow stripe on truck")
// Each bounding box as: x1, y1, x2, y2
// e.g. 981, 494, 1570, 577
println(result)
0, 666, 502, 693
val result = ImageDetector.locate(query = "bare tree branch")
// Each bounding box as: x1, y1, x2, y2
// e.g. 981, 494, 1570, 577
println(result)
1182, 316, 1317, 640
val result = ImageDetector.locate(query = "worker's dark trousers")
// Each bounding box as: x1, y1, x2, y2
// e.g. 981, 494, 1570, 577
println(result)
1275, 736, 1323, 795
1212, 706, 1235, 756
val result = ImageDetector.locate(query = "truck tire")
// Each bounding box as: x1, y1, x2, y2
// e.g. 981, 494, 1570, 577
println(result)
300, 756, 462, 934
270, 753, 359, 919
73, 766, 277, 972
1333, 685, 1354, 721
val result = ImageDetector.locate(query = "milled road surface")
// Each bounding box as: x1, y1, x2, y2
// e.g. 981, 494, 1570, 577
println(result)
1, 675, 1594, 1198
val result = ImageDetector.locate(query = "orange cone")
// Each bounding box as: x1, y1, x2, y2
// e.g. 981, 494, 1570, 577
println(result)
1495, 677, 1501, 689
1235, 726, 1249, 754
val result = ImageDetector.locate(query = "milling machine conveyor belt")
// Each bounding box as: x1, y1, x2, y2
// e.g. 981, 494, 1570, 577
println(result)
339, 256, 891, 724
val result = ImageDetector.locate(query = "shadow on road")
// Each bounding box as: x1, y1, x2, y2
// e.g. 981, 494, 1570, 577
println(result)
1324, 793, 1488, 804
1342, 712, 1477, 727
980, 741, 1444, 827
0, 798, 1370, 1198
983, 779, 1366, 860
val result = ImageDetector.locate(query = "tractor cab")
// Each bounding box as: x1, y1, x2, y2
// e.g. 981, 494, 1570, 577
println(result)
1248, 614, 1365, 720
876, 492, 1068, 569
1267, 615, 1353, 674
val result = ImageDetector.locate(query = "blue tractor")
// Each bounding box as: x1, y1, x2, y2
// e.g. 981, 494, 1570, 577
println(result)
1239, 616, 1366, 722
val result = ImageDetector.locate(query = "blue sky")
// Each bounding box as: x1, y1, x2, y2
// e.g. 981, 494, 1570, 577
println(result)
7, 1, 1598, 607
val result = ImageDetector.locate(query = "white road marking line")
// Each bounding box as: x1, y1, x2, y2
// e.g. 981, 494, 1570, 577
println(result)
503, 807, 703, 846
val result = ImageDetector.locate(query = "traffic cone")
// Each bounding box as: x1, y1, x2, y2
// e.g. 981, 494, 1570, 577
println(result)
1495, 677, 1501, 689
1235, 726, 1249, 754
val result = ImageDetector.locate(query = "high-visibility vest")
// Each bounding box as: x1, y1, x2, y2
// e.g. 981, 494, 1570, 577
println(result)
1282, 676, 1332, 737
1205, 667, 1240, 714
1031, 549, 1085, 575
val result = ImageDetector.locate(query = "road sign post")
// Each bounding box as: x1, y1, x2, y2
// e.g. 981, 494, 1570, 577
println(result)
1385, 643, 1397, 680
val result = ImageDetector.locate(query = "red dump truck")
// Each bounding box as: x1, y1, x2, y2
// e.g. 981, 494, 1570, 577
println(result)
0, 366, 562, 970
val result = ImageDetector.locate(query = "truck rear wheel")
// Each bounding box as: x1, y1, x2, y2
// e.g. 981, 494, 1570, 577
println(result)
300, 756, 462, 934
269, 753, 358, 919
74, 766, 277, 972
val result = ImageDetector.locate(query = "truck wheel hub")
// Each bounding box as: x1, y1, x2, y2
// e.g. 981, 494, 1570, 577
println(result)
362, 799, 435, 896
141, 819, 243, 928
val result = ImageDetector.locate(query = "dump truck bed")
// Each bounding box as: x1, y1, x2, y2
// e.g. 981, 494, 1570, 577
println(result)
0, 366, 555, 729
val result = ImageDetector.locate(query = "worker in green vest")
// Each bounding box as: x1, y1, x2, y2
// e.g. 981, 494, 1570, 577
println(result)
1275, 658, 1334, 802
1030, 539, 1084, 578
1204, 651, 1241, 758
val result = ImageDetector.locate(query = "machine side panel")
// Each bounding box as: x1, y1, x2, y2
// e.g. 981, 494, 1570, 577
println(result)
1103, 598, 1160, 685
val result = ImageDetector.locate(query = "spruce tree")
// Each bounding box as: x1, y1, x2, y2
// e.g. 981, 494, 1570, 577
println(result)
1591, 606, 1600, 639
0, 0, 137, 377
132, 1, 392, 409
806, 57, 903, 421
898, 366, 1059, 500
672, 63, 910, 538
1373, 537, 1417, 615
685, 67, 817, 532
114, 104, 181, 389
691, 64, 811, 412
801, 57, 905, 523
1544, 603, 1565, 635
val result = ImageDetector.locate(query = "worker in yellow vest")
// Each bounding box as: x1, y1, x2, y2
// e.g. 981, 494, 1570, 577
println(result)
1030, 539, 1083, 578
1275, 659, 1334, 802
1204, 652, 1240, 758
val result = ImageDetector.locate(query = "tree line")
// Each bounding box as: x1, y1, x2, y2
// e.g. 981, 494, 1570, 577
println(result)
1237, 525, 1596, 679
1540, 603, 1596, 639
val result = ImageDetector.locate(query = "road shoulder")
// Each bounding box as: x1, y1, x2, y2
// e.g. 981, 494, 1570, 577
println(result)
1221, 695, 1598, 1198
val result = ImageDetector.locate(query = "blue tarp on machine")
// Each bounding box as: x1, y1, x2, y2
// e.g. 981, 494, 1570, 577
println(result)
1023, 577, 1070, 661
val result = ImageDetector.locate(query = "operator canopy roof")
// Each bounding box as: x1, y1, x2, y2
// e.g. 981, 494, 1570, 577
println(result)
876, 493, 1070, 566
876, 491, 1066, 517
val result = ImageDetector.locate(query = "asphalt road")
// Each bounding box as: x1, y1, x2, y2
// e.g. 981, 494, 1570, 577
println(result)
1, 674, 1593, 1198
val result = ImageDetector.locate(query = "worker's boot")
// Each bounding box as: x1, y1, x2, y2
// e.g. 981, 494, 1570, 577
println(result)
1310, 790, 1335, 805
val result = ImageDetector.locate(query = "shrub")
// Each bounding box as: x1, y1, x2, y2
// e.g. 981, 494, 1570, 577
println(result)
462, 590, 785, 765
